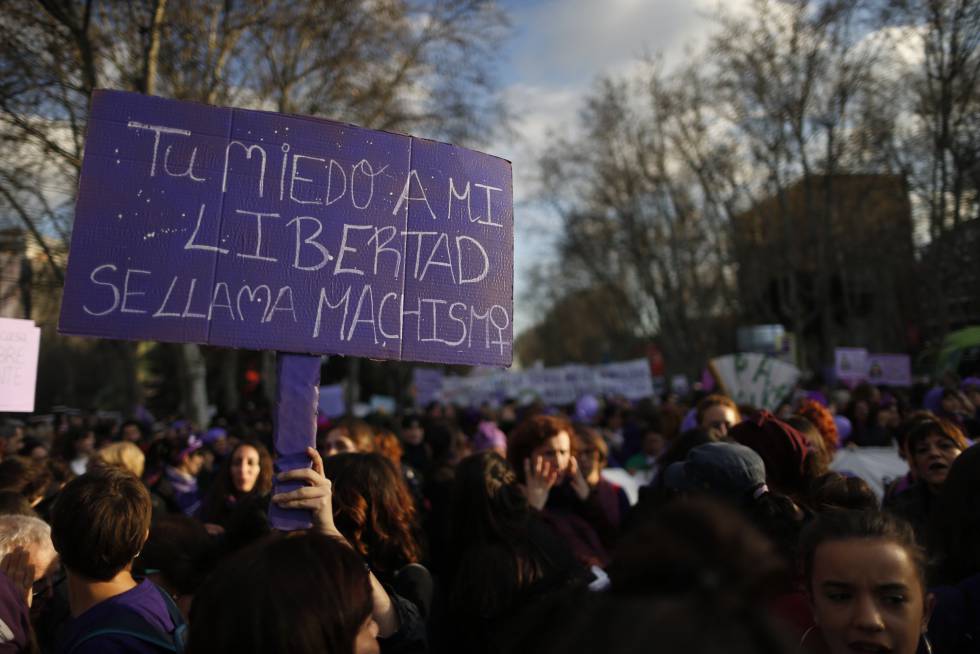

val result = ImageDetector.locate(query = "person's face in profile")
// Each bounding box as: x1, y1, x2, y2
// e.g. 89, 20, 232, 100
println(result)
575, 444, 599, 478
809, 538, 932, 654
185, 451, 206, 476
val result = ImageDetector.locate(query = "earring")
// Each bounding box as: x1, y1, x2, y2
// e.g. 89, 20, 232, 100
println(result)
799, 626, 817, 648
920, 632, 933, 654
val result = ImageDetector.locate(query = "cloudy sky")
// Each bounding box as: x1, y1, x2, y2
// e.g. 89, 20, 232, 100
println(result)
489, 0, 740, 335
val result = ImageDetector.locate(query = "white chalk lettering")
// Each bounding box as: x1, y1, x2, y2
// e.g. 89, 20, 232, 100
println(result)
456, 235, 489, 284
313, 286, 352, 339
235, 210, 279, 263
421, 299, 448, 343
368, 226, 401, 278
350, 160, 388, 210
467, 305, 492, 349
264, 287, 297, 323
325, 160, 347, 207
448, 177, 472, 221
334, 224, 371, 276
392, 170, 436, 220
121, 269, 152, 314
489, 305, 510, 355
127, 122, 191, 177
278, 143, 291, 201
152, 276, 183, 318
403, 230, 437, 279
236, 285, 272, 321
185, 203, 230, 255
289, 154, 325, 205
182, 278, 207, 319
208, 282, 235, 321
474, 183, 504, 227
378, 292, 401, 340
287, 216, 333, 271
222, 141, 267, 197
83, 264, 120, 316
163, 145, 206, 182
346, 285, 378, 344
419, 232, 456, 283
447, 302, 468, 347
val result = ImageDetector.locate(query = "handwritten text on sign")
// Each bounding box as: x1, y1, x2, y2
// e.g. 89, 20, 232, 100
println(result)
59, 91, 514, 367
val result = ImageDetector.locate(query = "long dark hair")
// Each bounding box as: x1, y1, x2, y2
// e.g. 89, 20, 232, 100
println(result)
188, 532, 372, 654
199, 441, 273, 522
450, 451, 533, 557
928, 444, 980, 584
322, 453, 421, 577
448, 451, 566, 622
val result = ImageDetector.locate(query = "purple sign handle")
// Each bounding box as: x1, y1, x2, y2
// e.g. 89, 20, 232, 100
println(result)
269, 352, 321, 531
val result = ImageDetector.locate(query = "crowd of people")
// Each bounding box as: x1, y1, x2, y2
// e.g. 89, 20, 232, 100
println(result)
0, 375, 978, 653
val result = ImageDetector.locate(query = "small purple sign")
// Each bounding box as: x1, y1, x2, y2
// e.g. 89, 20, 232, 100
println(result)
60, 91, 514, 367
867, 354, 912, 387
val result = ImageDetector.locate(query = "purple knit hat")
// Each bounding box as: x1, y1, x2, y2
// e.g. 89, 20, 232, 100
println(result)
473, 421, 507, 454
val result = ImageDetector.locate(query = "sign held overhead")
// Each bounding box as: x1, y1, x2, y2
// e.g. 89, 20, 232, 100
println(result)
60, 91, 514, 367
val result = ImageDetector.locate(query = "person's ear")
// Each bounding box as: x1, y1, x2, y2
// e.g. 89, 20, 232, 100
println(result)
141, 528, 150, 549
922, 591, 936, 631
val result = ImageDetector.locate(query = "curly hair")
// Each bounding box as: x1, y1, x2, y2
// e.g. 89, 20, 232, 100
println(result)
322, 453, 421, 577
796, 399, 839, 453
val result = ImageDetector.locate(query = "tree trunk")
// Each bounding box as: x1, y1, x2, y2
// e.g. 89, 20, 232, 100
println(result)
219, 349, 240, 415
181, 343, 209, 428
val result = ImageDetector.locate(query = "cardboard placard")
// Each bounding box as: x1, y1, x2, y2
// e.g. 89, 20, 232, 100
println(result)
709, 352, 800, 410
59, 91, 514, 367
0, 318, 41, 412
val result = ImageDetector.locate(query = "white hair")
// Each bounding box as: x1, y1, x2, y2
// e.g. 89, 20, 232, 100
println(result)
0, 514, 54, 559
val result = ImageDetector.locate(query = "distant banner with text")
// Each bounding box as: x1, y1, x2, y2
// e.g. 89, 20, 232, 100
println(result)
433, 359, 655, 407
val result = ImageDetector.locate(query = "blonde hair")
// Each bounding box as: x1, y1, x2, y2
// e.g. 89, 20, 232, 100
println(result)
92, 441, 146, 478
696, 394, 742, 426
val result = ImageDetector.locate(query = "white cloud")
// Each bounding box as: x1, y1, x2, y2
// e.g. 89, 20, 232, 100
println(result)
490, 0, 757, 336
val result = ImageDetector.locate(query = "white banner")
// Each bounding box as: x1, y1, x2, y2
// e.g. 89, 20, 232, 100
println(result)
436, 358, 655, 407
709, 352, 800, 410
0, 318, 41, 413
830, 447, 908, 501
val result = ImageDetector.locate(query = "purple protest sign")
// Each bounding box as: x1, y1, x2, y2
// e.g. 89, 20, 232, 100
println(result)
866, 354, 912, 387
59, 90, 514, 367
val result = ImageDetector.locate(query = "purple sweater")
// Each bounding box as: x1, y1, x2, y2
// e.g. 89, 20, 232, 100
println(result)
57, 580, 177, 654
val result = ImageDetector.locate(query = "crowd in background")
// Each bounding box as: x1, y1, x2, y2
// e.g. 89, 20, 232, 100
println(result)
0, 374, 978, 653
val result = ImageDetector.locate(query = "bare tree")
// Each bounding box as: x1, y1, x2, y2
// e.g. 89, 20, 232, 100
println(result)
537, 66, 741, 373
0, 0, 508, 414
